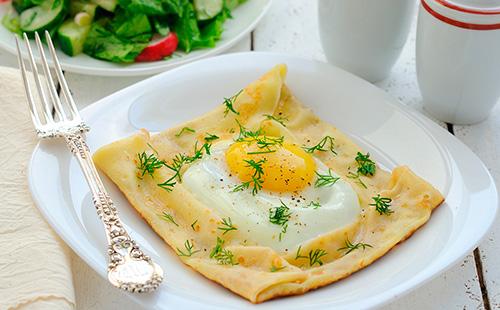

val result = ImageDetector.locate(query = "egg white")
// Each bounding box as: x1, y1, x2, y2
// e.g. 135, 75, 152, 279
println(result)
182, 141, 361, 252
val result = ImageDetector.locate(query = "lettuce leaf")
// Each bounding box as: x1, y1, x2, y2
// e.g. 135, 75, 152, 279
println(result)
111, 11, 152, 40
83, 23, 147, 63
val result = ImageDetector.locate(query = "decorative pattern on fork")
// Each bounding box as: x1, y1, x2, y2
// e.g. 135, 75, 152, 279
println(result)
15, 31, 163, 293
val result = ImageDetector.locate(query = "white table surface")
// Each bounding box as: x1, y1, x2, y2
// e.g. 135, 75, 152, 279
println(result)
1, 0, 499, 309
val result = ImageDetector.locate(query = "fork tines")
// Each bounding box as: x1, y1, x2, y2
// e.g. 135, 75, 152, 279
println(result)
15, 31, 87, 138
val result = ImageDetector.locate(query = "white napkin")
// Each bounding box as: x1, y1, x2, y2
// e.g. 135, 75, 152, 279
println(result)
0, 66, 75, 310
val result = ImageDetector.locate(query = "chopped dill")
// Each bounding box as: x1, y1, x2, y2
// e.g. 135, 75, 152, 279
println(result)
308, 248, 328, 266
157, 178, 176, 192
176, 240, 200, 257
314, 169, 340, 188
204, 133, 219, 142
246, 150, 276, 155
235, 119, 262, 142
307, 201, 321, 209
269, 200, 292, 241
346, 171, 368, 189
159, 212, 179, 226
190, 219, 198, 231
303, 136, 337, 155
136, 151, 165, 178
210, 237, 238, 265
217, 217, 238, 235
163, 141, 212, 185
270, 264, 286, 272
295, 246, 328, 266
264, 114, 288, 127
269, 200, 292, 226
175, 127, 195, 137
223, 89, 243, 116
355, 152, 376, 176
370, 194, 394, 215
337, 238, 372, 256
232, 158, 266, 195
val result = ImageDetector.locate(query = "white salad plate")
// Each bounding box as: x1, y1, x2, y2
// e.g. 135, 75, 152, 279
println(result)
0, 0, 270, 76
28, 53, 498, 309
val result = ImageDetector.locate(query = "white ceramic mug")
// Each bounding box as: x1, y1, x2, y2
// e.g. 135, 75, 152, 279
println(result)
416, 0, 500, 124
318, 0, 416, 83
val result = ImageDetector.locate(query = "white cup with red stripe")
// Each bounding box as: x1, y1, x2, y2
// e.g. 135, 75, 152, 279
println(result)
318, 0, 417, 83
416, 0, 500, 124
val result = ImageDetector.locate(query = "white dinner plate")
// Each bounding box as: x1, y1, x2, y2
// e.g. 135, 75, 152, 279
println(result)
0, 0, 270, 76
28, 53, 498, 309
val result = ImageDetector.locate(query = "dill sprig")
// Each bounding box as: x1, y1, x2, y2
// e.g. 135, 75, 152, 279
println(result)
303, 136, 337, 155
232, 158, 266, 195
295, 245, 307, 260
217, 217, 238, 235
269, 200, 292, 226
234, 120, 284, 155
176, 240, 200, 257
210, 237, 238, 265
204, 133, 219, 142
186, 141, 212, 162
214, 249, 237, 265
308, 248, 328, 266
355, 152, 376, 176
270, 264, 286, 272
223, 89, 243, 116
162, 141, 212, 185
255, 135, 284, 151
246, 150, 276, 155
157, 178, 176, 192
346, 171, 368, 189
190, 220, 198, 231
264, 114, 288, 127
235, 120, 262, 142
370, 194, 394, 215
269, 200, 292, 241
307, 201, 321, 209
279, 224, 288, 241
175, 127, 195, 137
314, 169, 340, 188
295, 246, 328, 266
164, 154, 188, 182
136, 151, 165, 178
159, 211, 179, 226
210, 237, 225, 258
337, 238, 373, 256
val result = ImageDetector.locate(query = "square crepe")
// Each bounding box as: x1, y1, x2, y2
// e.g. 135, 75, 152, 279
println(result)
93, 65, 444, 303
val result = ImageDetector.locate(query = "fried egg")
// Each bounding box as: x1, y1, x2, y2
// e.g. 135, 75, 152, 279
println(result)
183, 140, 361, 252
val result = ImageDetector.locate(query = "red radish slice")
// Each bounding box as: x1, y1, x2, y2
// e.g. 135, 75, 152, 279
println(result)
135, 32, 178, 62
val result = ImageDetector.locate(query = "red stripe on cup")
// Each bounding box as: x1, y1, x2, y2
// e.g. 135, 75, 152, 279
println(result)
422, 0, 500, 30
435, 0, 500, 15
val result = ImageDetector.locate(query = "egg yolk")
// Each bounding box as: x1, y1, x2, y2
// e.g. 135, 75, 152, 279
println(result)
225, 137, 316, 192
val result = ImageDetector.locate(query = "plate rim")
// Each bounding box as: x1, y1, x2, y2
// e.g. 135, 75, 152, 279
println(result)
27, 52, 499, 309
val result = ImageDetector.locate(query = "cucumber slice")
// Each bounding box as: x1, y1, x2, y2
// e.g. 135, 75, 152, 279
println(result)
57, 20, 90, 56
19, 0, 68, 35
70, 1, 97, 17
194, 0, 223, 21
91, 0, 117, 12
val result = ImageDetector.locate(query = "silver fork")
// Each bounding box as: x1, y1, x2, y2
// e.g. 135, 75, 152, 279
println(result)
15, 31, 163, 293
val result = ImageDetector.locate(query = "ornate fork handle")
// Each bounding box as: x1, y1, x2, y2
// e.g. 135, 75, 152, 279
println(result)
65, 133, 163, 293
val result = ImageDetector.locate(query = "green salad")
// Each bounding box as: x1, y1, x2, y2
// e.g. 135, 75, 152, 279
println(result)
2, 0, 246, 63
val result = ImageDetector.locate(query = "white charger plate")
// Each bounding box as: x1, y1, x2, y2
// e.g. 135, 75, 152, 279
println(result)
0, 0, 270, 76
28, 53, 498, 309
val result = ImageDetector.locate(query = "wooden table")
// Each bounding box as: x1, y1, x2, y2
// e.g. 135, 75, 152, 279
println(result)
1, 1, 498, 309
